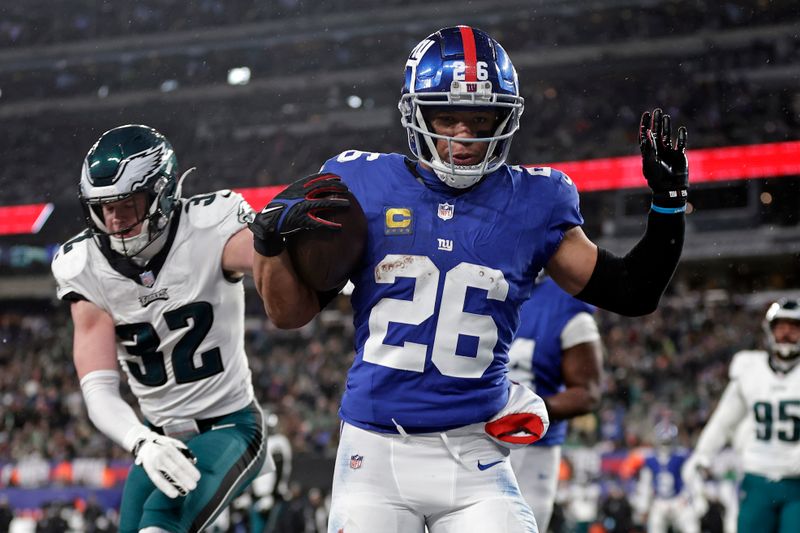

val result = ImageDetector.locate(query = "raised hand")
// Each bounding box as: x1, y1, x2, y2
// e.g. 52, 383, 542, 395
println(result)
640, 108, 688, 211
249, 172, 351, 257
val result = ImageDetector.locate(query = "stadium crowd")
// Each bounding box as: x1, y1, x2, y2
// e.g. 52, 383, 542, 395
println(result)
2, 0, 795, 49
2, 1, 799, 208
3, 39, 799, 209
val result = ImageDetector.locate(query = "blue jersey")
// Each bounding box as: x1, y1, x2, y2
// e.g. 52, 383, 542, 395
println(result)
508, 278, 595, 446
321, 151, 583, 433
643, 449, 690, 498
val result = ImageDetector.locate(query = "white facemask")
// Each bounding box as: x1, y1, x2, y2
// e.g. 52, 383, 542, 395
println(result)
109, 217, 170, 265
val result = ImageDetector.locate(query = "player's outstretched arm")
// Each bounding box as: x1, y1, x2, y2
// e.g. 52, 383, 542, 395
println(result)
549, 109, 688, 316
690, 379, 746, 469
249, 173, 350, 329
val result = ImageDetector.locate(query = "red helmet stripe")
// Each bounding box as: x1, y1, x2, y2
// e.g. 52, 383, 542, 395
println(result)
459, 26, 478, 82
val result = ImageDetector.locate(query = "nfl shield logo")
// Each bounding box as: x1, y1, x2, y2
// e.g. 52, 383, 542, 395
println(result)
139, 270, 156, 288
437, 202, 454, 221
349, 454, 363, 470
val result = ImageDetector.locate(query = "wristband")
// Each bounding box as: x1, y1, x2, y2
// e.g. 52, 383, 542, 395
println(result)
253, 234, 285, 257
651, 203, 686, 214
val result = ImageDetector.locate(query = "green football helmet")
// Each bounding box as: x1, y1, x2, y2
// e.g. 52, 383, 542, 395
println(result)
80, 124, 180, 258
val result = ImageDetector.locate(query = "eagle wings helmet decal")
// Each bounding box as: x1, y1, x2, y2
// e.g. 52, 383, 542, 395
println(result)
81, 142, 171, 192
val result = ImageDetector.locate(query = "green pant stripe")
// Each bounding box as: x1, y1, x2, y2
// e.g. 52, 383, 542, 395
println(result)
191, 403, 266, 532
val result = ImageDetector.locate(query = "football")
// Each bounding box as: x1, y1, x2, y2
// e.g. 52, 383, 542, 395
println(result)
287, 191, 368, 292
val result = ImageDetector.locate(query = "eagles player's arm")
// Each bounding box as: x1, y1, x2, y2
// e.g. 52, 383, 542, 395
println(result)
249, 173, 351, 329
689, 379, 747, 471
547, 109, 688, 317
546, 314, 604, 420
221, 226, 256, 277
72, 299, 201, 498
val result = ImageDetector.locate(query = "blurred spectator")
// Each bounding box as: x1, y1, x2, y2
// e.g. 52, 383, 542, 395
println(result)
35, 501, 69, 533
0, 495, 13, 532
598, 481, 634, 533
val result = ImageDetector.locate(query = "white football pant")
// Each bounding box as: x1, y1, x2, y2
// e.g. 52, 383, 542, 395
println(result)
648, 496, 700, 533
510, 445, 560, 533
328, 422, 539, 533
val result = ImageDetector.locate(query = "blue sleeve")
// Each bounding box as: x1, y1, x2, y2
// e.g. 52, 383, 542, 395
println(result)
543, 169, 583, 260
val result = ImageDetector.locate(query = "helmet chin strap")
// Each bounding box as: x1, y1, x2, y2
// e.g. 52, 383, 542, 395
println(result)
771, 342, 800, 369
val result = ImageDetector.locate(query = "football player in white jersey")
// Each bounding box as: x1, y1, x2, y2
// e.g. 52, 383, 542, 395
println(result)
51, 125, 267, 533
686, 298, 800, 533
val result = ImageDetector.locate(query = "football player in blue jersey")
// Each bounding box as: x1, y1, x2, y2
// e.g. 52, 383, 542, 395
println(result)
508, 275, 605, 532
250, 25, 688, 533
633, 422, 702, 533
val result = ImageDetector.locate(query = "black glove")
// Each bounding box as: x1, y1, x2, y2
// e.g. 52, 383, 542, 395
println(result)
640, 108, 688, 211
249, 172, 351, 257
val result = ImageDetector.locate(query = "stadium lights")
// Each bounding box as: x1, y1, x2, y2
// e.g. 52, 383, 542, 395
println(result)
160, 80, 179, 92
347, 95, 363, 109
227, 67, 251, 86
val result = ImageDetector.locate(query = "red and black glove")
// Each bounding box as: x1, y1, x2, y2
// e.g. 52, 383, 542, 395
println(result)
249, 172, 350, 257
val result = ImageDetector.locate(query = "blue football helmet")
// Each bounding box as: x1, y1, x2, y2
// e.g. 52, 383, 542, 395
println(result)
79, 124, 182, 258
399, 25, 524, 189
764, 298, 800, 363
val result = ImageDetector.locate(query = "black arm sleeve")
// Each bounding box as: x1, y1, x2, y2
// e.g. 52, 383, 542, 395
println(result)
575, 211, 684, 316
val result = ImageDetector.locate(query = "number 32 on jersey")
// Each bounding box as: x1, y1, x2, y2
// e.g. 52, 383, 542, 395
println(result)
363, 254, 508, 379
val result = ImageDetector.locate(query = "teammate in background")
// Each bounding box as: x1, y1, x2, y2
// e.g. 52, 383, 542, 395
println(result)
508, 275, 604, 532
51, 125, 267, 533
686, 298, 800, 533
250, 25, 688, 532
632, 422, 702, 533
249, 414, 293, 533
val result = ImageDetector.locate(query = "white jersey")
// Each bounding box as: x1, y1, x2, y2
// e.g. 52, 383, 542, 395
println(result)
694, 350, 800, 480
52, 190, 255, 426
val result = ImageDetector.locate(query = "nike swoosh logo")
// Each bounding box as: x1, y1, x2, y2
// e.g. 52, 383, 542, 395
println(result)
260, 205, 284, 215
211, 423, 236, 431
477, 459, 504, 471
